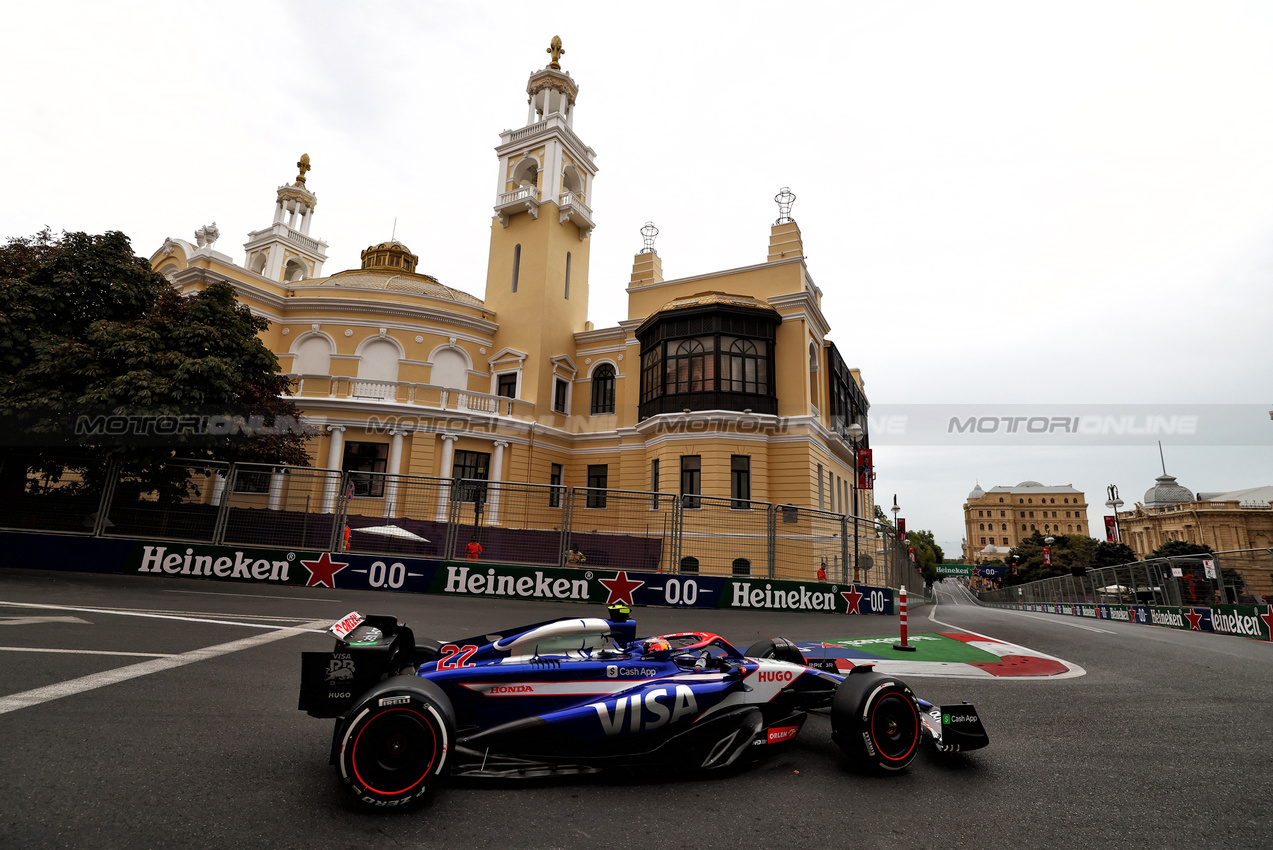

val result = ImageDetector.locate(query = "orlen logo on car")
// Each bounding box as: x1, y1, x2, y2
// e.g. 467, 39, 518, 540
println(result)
756, 669, 794, 684
766, 725, 799, 744
489, 685, 534, 695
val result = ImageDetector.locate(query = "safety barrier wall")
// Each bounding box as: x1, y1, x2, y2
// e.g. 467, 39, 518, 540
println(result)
0, 456, 926, 592
975, 551, 1273, 609
981, 600, 1272, 642
0, 530, 896, 616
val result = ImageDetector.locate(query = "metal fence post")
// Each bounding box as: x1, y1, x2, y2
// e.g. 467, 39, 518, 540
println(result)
766, 504, 777, 579
559, 487, 574, 567
211, 464, 235, 546
91, 460, 120, 538
841, 515, 851, 585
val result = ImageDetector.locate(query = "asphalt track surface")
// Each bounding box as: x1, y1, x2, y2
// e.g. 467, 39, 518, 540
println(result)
1, 570, 1270, 850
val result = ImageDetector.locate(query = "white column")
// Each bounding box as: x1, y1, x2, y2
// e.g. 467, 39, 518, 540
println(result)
527, 97, 536, 125
382, 429, 405, 518
322, 425, 346, 513
289, 205, 301, 229
274, 200, 285, 224
435, 434, 458, 521
566, 100, 574, 128
267, 468, 286, 511
300, 207, 313, 235
211, 473, 226, 506
487, 440, 509, 525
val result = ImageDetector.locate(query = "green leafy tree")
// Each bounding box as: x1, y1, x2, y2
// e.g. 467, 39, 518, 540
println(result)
1092, 541, 1138, 569
1005, 531, 1095, 585
1150, 540, 1213, 559
905, 529, 940, 586
0, 229, 312, 503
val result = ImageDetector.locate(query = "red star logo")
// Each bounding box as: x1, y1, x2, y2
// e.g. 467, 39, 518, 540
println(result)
1261, 605, 1273, 642
301, 552, 349, 588
840, 585, 864, 615
599, 571, 645, 606
1184, 608, 1204, 630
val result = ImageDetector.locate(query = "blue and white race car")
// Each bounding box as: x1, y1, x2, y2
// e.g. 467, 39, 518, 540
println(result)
298, 606, 988, 808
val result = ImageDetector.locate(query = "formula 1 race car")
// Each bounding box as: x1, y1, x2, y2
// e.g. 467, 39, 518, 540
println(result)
297, 606, 989, 809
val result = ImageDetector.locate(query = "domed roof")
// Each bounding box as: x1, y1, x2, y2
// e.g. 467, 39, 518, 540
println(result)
308, 270, 484, 306
1017, 480, 1043, 488
655, 291, 779, 315
968, 483, 985, 499
1144, 474, 1193, 508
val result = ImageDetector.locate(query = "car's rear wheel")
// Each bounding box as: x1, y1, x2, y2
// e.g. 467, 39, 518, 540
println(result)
830, 670, 921, 772
336, 677, 454, 809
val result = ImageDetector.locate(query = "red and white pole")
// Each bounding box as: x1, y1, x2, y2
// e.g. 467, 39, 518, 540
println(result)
893, 584, 917, 652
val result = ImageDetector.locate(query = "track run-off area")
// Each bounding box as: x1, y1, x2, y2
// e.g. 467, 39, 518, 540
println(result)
1, 568, 1268, 850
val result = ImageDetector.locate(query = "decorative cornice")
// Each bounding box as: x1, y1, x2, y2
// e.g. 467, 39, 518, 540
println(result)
625, 256, 804, 296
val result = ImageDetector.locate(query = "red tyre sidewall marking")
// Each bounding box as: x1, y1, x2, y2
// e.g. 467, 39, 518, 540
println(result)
869, 693, 919, 763
351, 707, 438, 796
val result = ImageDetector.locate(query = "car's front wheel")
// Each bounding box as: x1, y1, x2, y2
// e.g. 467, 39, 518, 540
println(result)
830, 670, 921, 772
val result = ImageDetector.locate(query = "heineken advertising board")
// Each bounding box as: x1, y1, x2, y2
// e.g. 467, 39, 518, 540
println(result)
935, 564, 973, 577
0, 531, 894, 616
994, 599, 1272, 641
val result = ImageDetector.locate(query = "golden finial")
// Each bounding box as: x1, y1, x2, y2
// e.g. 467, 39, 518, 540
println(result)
295, 153, 312, 186
546, 35, 564, 70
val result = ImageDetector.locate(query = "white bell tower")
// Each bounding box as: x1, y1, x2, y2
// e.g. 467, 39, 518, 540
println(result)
243, 154, 330, 283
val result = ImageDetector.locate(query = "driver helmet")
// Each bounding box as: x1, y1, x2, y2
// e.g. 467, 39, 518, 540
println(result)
642, 638, 671, 654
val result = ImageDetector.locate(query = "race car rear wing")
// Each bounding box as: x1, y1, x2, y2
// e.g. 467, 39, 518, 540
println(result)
298, 612, 419, 718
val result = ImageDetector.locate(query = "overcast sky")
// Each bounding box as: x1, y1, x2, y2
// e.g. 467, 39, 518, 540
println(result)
3, 1, 1271, 553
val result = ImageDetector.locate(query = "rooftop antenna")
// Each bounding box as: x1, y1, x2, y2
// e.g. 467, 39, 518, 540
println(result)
774, 187, 796, 225
1158, 441, 1167, 475
391, 218, 398, 241
640, 221, 658, 254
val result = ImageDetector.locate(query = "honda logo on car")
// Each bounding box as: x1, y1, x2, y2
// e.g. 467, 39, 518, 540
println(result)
487, 685, 533, 695
590, 685, 697, 736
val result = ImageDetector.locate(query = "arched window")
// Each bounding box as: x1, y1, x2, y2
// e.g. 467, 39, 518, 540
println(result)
667, 338, 713, 393
430, 347, 469, 390
722, 337, 767, 394
732, 558, 751, 577
590, 364, 616, 414
293, 335, 333, 376
679, 556, 699, 574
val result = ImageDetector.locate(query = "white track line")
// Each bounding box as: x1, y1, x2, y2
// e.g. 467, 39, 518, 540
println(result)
0, 617, 332, 715
0, 600, 328, 632
162, 589, 349, 603
0, 647, 175, 657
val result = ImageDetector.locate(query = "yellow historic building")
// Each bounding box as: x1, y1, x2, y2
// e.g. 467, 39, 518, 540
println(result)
147, 39, 873, 541
1116, 473, 1273, 557
962, 482, 1090, 563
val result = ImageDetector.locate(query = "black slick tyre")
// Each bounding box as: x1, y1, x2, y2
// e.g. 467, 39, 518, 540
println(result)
744, 637, 805, 666
336, 676, 454, 809
830, 670, 921, 772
